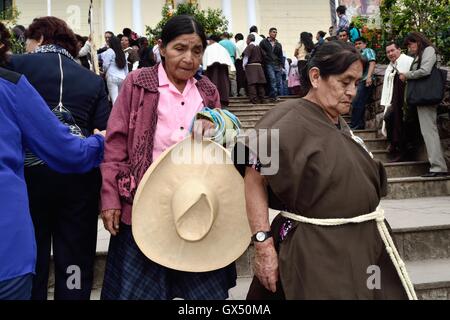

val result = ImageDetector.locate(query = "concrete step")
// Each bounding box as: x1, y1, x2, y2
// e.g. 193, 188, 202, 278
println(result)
408, 259, 450, 300
227, 103, 277, 108
353, 129, 379, 139
384, 161, 429, 178
372, 150, 390, 162
386, 176, 450, 199
364, 138, 389, 151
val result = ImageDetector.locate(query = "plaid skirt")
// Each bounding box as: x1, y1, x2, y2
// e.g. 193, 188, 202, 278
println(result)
100, 223, 237, 300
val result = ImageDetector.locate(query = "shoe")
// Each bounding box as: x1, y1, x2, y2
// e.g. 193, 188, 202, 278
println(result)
421, 172, 449, 178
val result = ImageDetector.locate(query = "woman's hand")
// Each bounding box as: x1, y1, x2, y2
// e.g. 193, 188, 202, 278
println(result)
192, 119, 216, 141
101, 209, 121, 236
94, 129, 106, 137
399, 73, 406, 82
254, 238, 279, 293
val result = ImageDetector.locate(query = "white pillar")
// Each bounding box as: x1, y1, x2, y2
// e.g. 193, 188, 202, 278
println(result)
47, 0, 51, 16
104, 0, 115, 33
221, 0, 232, 32
247, 0, 256, 30
132, 0, 143, 36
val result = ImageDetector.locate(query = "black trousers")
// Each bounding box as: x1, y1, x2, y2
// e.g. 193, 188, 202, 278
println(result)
25, 166, 101, 300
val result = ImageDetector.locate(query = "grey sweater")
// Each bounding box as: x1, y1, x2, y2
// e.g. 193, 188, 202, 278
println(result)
405, 46, 436, 80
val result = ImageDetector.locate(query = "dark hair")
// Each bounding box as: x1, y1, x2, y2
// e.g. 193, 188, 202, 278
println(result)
235, 33, 244, 41
247, 34, 255, 42
161, 15, 207, 50
301, 41, 364, 92
318, 31, 326, 38
404, 32, 436, 66
105, 31, 114, 37
138, 37, 149, 50
249, 25, 258, 33
338, 28, 349, 36
354, 37, 367, 44
386, 41, 400, 49
25, 16, 79, 57
221, 32, 230, 39
269, 27, 277, 33
122, 28, 132, 37
138, 46, 156, 68
209, 34, 221, 43
108, 36, 127, 69
300, 31, 315, 53
336, 5, 347, 15
0, 22, 11, 66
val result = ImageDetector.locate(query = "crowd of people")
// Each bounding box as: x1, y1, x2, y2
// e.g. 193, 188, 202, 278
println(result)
0, 5, 448, 300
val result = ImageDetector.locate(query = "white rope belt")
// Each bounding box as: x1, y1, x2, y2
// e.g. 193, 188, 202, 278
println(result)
281, 207, 418, 300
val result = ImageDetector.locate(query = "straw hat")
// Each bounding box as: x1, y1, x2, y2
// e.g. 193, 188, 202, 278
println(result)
132, 137, 251, 272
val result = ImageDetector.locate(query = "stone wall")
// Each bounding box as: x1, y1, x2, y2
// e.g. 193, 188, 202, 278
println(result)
365, 65, 450, 165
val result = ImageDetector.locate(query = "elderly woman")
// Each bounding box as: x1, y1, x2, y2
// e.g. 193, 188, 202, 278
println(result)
399, 32, 448, 177
234, 41, 414, 300
0, 22, 104, 300
7, 16, 110, 300
100, 15, 236, 300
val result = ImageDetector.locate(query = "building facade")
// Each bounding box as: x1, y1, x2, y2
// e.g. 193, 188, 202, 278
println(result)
12, 0, 337, 58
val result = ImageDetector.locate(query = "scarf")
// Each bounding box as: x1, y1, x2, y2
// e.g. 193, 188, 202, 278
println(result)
31, 44, 76, 62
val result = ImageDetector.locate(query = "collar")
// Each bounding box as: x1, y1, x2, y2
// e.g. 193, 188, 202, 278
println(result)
31, 44, 76, 62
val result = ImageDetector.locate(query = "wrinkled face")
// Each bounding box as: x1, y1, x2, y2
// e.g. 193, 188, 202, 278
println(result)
160, 33, 204, 84
355, 40, 366, 50
339, 31, 349, 42
313, 61, 363, 119
386, 44, 401, 63
269, 30, 277, 39
407, 41, 418, 55
121, 37, 130, 49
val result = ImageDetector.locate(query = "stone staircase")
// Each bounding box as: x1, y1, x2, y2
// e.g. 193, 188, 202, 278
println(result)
48, 96, 450, 300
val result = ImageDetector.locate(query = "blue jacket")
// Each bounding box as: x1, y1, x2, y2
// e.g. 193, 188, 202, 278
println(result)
0, 68, 104, 282
8, 52, 110, 136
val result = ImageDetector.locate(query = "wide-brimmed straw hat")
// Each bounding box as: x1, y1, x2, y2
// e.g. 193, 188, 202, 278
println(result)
132, 137, 251, 272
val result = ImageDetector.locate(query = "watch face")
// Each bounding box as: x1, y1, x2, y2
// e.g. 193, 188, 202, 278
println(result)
256, 232, 266, 242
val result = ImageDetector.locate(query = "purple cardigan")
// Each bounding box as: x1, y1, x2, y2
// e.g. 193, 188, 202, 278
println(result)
100, 65, 221, 225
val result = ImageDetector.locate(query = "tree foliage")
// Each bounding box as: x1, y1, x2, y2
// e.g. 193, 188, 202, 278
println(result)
0, 6, 25, 54
379, 0, 450, 65
145, 3, 228, 43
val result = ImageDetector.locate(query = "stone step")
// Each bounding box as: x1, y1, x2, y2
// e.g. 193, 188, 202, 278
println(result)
227, 103, 277, 108
408, 259, 450, 300
372, 150, 390, 162
353, 129, 379, 139
364, 138, 389, 151
386, 177, 450, 199
384, 161, 430, 178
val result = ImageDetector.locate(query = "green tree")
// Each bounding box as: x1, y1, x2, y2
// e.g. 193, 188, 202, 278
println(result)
146, 3, 228, 43
380, 0, 450, 65
0, 5, 25, 54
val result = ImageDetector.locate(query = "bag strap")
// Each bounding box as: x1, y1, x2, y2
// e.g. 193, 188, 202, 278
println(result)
57, 53, 64, 112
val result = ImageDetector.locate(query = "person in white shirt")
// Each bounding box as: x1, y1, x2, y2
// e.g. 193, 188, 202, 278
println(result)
249, 25, 265, 46
100, 35, 128, 104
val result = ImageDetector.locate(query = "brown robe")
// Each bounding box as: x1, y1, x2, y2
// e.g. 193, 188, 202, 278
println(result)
242, 44, 266, 85
205, 62, 230, 107
235, 98, 408, 300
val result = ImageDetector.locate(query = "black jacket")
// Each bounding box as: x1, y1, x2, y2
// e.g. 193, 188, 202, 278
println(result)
259, 38, 284, 68
7, 53, 110, 136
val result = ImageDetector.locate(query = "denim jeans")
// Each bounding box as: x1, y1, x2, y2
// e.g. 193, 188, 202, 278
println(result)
351, 81, 373, 129
265, 64, 283, 98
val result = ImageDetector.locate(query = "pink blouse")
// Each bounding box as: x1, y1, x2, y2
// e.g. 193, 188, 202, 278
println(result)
152, 64, 204, 161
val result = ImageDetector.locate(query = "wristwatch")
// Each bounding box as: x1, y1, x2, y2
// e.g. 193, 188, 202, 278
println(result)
251, 231, 273, 243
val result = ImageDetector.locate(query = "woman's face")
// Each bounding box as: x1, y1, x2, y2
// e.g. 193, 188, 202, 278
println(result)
121, 37, 130, 49
160, 33, 204, 85
407, 41, 418, 55
312, 60, 363, 120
